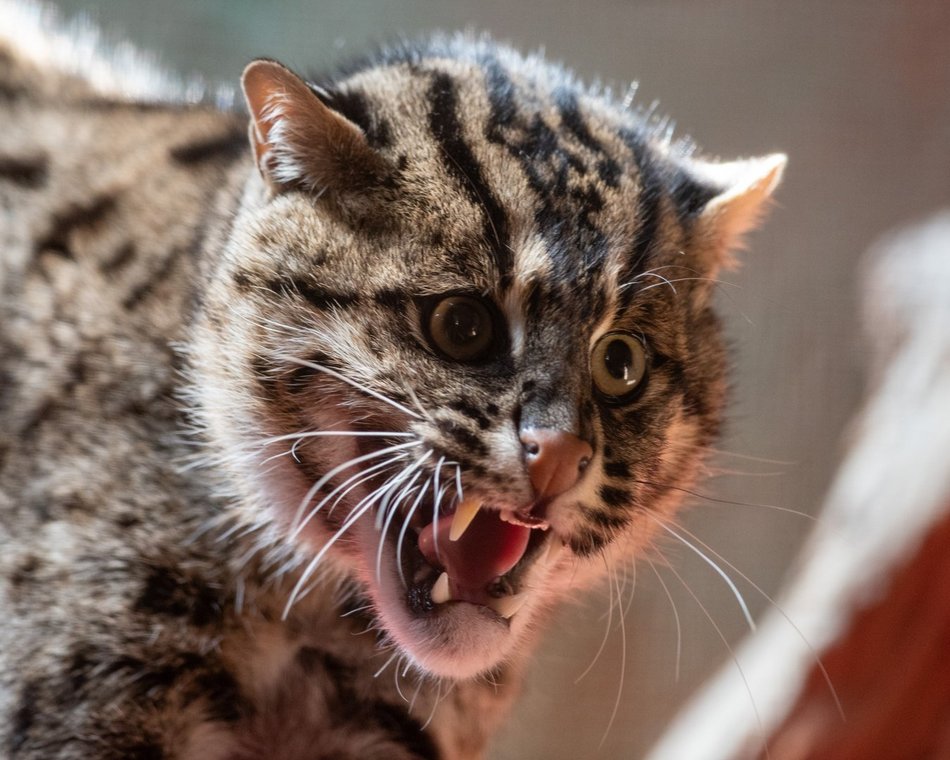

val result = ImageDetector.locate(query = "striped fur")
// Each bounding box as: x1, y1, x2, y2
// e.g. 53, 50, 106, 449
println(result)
0, 14, 783, 759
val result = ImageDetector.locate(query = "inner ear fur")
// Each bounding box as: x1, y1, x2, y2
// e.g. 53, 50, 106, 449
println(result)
691, 153, 787, 270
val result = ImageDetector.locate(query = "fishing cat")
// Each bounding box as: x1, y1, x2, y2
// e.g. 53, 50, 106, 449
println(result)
0, 7, 784, 759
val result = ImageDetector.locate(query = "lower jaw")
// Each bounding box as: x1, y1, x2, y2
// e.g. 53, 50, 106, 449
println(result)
353, 520, 529, 680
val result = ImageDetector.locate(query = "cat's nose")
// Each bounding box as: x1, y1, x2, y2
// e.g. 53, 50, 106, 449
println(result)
520, 429, 593, 499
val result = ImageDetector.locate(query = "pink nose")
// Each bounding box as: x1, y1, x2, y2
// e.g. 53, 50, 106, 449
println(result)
520, 429, 593, 499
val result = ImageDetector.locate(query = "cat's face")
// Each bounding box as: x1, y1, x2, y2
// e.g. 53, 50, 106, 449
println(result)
195, 40, 783, 679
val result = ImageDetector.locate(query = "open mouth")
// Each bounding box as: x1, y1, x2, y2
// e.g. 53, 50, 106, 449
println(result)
348, 486, 561, 677
401, 498, 553, 621
311, 438, 566, 676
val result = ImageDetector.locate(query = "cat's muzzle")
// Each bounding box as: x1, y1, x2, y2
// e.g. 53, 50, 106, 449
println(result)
403, 498, 554, 621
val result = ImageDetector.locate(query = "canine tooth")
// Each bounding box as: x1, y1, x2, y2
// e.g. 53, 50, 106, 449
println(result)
449, 498, 482, 542
431, 572, 451, 604
491, 593, 528, 619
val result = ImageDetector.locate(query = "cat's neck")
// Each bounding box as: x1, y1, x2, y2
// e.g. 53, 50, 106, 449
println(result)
210, 530, 527, 758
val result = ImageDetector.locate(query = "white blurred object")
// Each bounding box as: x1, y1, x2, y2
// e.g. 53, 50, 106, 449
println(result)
648, 211, 950, 760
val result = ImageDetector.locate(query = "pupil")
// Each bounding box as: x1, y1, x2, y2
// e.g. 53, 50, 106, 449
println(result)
447, 302, 481, 345
604, 339, 632, 381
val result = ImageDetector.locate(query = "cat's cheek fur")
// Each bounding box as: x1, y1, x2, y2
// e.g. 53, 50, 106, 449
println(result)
0, 13, 789, 753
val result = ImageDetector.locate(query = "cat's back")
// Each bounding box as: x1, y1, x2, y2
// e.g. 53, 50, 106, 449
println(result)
0, 13, 263, 754
0, 17, 248, 505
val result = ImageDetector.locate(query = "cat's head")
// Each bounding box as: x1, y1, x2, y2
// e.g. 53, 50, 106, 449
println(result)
193, 36, 783, 680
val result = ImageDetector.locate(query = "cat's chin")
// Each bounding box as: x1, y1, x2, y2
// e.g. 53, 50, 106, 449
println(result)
352, 517, 547, 680
379, 595, 520, 680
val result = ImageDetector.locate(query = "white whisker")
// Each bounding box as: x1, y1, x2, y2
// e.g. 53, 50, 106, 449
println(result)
394, 656, 410, 702
599, 566, 628, 749
267, 430, 414, 444
340, 603, 374, 618
376, 480, 425, 581
637, 276, 738, 295
653, 544, 770, 759
262, 428, 401, 465
620, 556, 637, 622
375, 450, 432, 531
282, 497, 377, 617
376, 470, 423, 583
660, 518, 843, 718
403, 383, 435, 423
649, 514, 756, 633
284, 356, 422, 420
432, 455, 444, 506
284, 467, 420, 616
373, 651, 399, 679
396, 476, 433, 587
624, 271, 677, 295
324, 455, 406, 517
289, 440, 419, 538
575, 554, 615, 684
421, 679, 442, 731
646, 558, 682, 683
633, 478, 815, 521
408, 677, 424, 713
291, 453, 408, 540
707, 447, 796, 466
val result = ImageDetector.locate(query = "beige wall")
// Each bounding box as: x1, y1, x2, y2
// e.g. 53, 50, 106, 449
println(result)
49, 1, 950, 756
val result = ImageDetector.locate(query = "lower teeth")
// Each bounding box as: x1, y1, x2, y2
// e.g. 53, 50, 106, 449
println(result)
431, 572, 450, 604
490, 592, 527, 619
427, 571, 527, 619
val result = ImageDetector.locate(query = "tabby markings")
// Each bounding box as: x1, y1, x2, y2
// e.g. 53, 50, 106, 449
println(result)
99, 241, 137, 273
598, 484, 631, 509
169, 128, 246, 165
427, 71, 512, 280
134, 564, 222, 628
122, 245, 185, 309
322, 88, 393, 149
603, 460, 631, 479
8, 681, 38, 753
436, 417, 489, 457
295, 646, 440, 759
35, 194, 117, 259
0, 154, 48, 188
448, 399, 493, 430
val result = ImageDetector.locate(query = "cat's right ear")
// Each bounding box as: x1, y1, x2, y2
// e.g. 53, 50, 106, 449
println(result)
241, 59, 386, 196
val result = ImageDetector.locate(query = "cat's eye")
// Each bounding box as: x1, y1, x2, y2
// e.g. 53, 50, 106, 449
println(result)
590, 332, 648, 403
426, 295, 495, 362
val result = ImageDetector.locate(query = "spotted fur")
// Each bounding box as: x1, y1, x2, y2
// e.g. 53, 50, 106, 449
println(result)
0, 8, 783, 759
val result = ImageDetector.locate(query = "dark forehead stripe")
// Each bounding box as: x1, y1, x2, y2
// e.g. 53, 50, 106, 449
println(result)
481, 57, 611, 282
481, 53, 518, 129
427, 71, 512, 280
617, 128, 665, 308
553, 87, 603, 156
554, 88, 623, 190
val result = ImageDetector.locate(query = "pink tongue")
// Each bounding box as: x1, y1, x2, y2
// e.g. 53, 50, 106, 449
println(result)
418, 508, 531, 592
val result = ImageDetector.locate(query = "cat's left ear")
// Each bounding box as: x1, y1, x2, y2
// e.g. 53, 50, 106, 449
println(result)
688, 153, 787, 271
241, 58, 386, 196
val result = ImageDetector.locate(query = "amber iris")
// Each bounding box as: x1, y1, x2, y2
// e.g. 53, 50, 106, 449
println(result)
591, 331, 647, 402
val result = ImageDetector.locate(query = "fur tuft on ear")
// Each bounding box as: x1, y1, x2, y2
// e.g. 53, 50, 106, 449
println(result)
241, 59, 386, 195
690, 153, 787, 268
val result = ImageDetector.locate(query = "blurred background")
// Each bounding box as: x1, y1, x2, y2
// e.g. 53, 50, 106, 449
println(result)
45, 1, 950, 757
